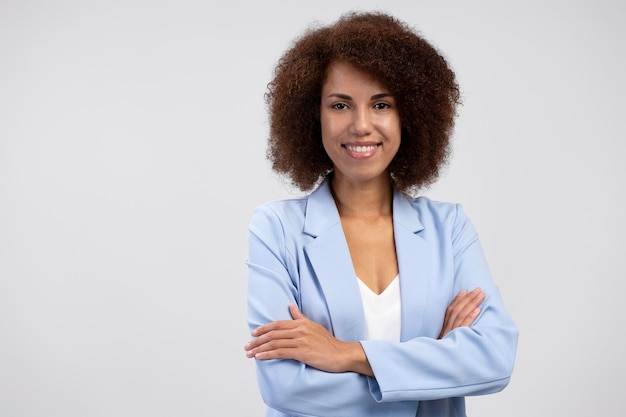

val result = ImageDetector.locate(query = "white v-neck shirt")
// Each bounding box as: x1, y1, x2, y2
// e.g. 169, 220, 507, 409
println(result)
356, 275, 402, 341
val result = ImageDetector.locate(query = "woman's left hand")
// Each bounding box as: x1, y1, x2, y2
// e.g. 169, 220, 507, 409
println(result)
245, 304, 372, 375
438, 287, 485, 339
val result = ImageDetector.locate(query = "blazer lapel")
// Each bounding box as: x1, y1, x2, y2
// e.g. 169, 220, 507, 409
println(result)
303, 179, 365, 342
392, 191, 431, 341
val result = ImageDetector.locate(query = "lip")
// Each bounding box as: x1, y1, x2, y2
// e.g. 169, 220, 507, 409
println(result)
342, 142, 381, 159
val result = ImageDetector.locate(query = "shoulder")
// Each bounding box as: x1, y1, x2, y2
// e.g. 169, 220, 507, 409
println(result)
398, 193, 476, 242
254, 196, 308, 217
249, 179, 338, 237
409, 195, 458, 214
403, 194, 467, 226
248, 196, 308, 235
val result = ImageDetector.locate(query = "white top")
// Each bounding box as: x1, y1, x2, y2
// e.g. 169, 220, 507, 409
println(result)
356, 275, 402, 341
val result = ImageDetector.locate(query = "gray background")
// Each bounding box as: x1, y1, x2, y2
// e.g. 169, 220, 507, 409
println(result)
1, 0, 625, 416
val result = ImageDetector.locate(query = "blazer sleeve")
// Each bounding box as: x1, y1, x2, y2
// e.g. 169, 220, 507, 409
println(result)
360, 204, 519, 402
246, 205, 417, 417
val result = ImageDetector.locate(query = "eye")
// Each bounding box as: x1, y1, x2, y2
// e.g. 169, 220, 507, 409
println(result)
332, 103, 348, 110
374, 102, 391, 110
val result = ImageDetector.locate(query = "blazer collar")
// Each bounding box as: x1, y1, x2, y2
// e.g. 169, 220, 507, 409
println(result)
392, 187, 424, 234
303, 177, 425, 236
303, 177, 341, 237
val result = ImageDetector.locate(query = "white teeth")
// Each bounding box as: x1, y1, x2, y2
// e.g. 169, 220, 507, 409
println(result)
346, 145, 377, 153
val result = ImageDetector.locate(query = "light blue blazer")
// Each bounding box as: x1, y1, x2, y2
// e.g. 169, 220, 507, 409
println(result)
246, 178, 518, 417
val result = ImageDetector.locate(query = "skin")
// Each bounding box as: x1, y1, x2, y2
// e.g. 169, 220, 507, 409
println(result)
320, 61, 402, 193
245, 61, 485, 376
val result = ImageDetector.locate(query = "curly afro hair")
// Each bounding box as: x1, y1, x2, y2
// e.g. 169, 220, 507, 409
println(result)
265, 11, 461, 193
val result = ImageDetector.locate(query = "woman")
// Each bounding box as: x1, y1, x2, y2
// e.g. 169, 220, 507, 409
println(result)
244, 11, 518, 417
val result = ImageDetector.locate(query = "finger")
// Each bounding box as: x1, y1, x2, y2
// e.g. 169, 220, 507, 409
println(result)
440, 289, 469, 332
450, 289, 485, 328
439, 288, 485, 338
247, 338, 300, 359
446, 289, 468, 312
457, 307, 481, 327
289, 303, 305, 320
452, 288, 482, 314
251, 319, 299, 337
245, 328, 300, 355
254, 346, 300, 361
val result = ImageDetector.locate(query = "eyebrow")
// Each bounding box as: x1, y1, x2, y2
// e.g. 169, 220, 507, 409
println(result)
327, 93, 394, 100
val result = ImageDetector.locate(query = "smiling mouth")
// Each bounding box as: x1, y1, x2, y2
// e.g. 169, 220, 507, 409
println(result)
343, 144, 380, 153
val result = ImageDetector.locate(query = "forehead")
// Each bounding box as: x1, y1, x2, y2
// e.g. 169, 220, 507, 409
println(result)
322, 61, 389, 93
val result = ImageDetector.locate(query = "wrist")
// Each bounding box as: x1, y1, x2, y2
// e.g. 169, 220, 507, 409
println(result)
342, 341, 374, 376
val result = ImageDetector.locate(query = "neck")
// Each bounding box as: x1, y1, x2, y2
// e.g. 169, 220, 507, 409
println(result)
330, 173, 393, 218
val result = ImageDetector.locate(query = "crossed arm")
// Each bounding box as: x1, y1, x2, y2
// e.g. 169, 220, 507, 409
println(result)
244, 287, 485, 376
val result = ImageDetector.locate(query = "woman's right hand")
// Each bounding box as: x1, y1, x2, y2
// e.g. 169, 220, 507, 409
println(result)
438, 288, 485, 339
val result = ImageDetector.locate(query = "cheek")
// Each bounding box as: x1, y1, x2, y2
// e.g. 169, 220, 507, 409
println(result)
320, 114, 341, 142
393, 116, 402, 140
384, 117, 402, 142
319, 119, 334, 155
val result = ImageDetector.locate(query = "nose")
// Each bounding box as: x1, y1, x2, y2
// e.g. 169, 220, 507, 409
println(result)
350, 107, 373, 136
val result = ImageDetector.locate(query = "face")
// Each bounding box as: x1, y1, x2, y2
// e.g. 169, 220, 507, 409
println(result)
320, 61, 401, 187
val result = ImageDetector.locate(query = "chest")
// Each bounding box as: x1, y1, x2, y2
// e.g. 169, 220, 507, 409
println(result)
341, 215, 398, 294
288, 217, 456, 341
